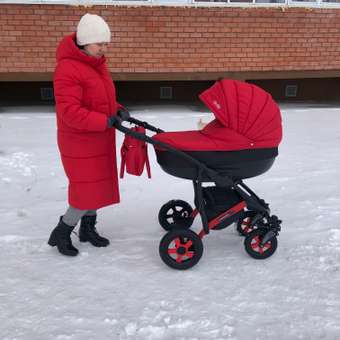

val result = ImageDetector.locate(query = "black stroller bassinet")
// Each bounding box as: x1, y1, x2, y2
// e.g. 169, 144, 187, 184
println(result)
155, 147, 278, 181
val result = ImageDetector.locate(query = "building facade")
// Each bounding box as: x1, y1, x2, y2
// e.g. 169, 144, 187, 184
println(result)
1, 0, 340, 102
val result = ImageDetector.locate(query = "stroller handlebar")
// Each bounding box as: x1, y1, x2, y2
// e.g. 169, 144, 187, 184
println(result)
117, 110, 164, 134
127, 117, 164, 134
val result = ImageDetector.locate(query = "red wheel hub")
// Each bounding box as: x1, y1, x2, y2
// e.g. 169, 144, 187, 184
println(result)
242, 218, 253, 234
250, 235, 272, 254
168, 238, 194, 263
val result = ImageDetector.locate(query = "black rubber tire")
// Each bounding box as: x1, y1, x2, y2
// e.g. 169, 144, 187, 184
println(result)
158, 200, 194, 231
244, 228, 277, 259
237, 211, 257, 236
159, 229, 203, 270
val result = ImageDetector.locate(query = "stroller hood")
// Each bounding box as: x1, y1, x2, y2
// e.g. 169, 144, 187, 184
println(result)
199, 79, 282, 148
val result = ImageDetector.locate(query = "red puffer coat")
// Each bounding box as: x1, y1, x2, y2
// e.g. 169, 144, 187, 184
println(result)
54, 33, 120, 210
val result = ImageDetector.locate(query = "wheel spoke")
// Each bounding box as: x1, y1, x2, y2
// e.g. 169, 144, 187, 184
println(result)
262, 243, 271, 251
166, 218, 174, 224
251, 236, 261, 250
252, 237, 260, 247
174, 238, 181, 248
176, 255, 184, 263
186, 251, 194, 259
242, 218, 251, 226
178, 208, 187, 217
184, 240, 193, 250
243, 227, 251, 234
168, 248, 177, 254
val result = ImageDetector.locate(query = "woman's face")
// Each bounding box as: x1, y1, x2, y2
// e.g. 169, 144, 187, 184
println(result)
83, 42, 109, 58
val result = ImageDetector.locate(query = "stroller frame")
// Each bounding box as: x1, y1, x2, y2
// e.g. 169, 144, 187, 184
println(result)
115, 116, 282, 270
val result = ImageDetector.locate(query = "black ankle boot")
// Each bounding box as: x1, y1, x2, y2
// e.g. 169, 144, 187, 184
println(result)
79, 215, 110, 247
48, 217, 79, 256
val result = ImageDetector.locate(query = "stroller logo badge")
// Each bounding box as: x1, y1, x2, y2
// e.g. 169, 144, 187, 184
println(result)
213, 100, 221, 110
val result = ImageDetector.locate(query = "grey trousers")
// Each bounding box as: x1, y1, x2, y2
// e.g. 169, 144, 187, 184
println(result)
62, 206, 97, 227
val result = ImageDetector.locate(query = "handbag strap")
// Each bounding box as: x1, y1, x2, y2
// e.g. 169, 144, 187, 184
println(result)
120, 145, 128, 178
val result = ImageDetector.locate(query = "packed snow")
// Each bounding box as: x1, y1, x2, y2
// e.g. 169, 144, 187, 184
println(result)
0, 103, 339, 340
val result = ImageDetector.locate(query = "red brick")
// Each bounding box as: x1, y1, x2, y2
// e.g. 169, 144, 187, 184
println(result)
0, 4, 340, 74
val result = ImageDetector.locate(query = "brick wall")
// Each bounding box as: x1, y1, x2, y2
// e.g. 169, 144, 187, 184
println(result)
1, 4, 340, 80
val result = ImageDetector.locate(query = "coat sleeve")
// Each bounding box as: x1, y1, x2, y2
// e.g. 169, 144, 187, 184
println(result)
116, 102, 125, 111
54, 62, 108, 132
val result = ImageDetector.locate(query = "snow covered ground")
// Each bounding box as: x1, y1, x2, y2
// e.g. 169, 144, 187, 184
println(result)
0, 103, 339, 340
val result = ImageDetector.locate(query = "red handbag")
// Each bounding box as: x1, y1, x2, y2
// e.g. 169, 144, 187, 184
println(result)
120, 126, 151, 178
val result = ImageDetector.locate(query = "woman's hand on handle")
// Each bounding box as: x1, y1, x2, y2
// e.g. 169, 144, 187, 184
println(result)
117, 108, 130, 121
107, 108, 130, 128
107, 116, 121, 128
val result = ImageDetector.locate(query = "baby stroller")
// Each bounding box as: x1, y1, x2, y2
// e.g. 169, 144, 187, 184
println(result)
114, 79, 282, 270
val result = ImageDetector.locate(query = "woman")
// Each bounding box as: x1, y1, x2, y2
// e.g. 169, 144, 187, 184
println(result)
48, 13, 122, 256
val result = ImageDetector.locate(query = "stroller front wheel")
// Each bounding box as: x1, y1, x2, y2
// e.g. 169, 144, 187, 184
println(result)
236, 211, 257, 236
158, 200, 194, 231
159, 229, 203, 270
244, 228, 277, 259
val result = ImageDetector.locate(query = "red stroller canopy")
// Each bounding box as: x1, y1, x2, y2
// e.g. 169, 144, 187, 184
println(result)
153, 79, 282, 151
199, 79, 282, 149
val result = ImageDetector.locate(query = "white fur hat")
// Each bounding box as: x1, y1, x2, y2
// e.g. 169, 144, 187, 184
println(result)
76, 13, 111, 46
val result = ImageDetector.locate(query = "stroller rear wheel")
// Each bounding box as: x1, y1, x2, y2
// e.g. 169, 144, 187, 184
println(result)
158, 200, 194, 231
244, 228, 277, 259
159, 229, 203, 270
237, 211, 257, 236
